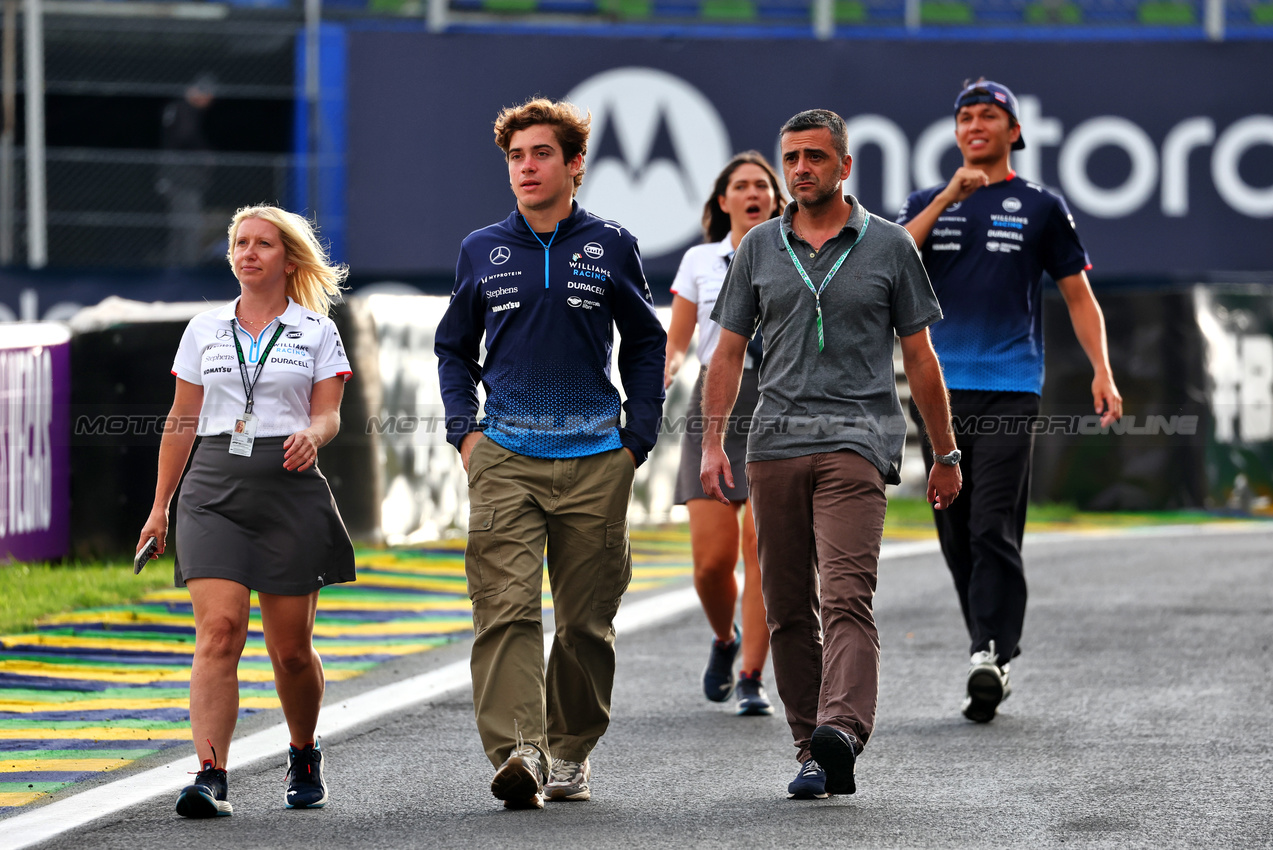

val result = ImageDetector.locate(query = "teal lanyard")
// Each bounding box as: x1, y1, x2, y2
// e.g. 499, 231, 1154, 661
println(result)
230, 320, 286, 415
780, 213, 871, 352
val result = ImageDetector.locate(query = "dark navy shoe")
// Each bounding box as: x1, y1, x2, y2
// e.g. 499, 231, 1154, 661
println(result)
176, 761, 233, 818
285, 741, 329, 809
735, 670, 774, 716
809, 725, 858, 795
702, 624, 740, 702
787, 758, 828, 799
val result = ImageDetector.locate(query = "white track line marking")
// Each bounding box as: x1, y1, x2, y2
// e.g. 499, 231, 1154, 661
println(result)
3, 522, 1268, 847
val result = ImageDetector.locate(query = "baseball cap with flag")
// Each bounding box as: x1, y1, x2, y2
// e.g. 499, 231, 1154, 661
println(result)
954, 80, 1026, 150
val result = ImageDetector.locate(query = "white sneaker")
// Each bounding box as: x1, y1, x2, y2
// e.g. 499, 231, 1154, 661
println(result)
962, 640, 1011, 723
545, 757, 591, 802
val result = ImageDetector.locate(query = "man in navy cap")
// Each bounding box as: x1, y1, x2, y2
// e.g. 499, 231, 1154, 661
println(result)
897, 79, 1123, 723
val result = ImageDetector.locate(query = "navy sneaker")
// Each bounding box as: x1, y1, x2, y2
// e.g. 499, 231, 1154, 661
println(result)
176, 760, 233, 818
285, 741, 329, 809
809, 725, 858, 795
702, 624, 741, 702
735, 670, 774, 716
787, 758, 828, 799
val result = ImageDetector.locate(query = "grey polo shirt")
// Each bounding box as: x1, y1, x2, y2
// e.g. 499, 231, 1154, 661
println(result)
711, 196, 941, 483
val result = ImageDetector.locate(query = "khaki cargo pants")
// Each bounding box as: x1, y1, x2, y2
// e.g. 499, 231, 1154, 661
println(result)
465, 435, 635, 772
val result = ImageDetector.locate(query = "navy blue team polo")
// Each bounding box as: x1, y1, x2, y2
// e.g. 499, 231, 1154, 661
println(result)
435, 202, 666, 465
897, 174, 1090, 395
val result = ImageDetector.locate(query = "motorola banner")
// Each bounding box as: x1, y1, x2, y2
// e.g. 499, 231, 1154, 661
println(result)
347, 35, 1272, 279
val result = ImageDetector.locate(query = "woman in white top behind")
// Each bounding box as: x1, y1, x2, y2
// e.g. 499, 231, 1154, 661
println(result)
665, 152, 786, 715
137, 205, 356, 818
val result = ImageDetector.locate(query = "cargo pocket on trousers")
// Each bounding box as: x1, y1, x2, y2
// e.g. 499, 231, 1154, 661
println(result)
465, 505, 509, 601
592, 519, 633, 611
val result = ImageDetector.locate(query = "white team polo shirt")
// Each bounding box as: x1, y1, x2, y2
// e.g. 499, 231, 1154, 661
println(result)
670, 235, 734, 366
171, 296, 352, 437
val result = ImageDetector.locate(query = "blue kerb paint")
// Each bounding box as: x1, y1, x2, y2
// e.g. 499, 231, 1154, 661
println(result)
524, 217, 561, 289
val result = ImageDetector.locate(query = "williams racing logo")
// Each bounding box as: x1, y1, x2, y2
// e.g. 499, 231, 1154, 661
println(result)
569, 257, 611, 283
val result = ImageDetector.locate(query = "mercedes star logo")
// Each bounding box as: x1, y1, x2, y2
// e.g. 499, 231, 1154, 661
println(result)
490, 246, 511, 265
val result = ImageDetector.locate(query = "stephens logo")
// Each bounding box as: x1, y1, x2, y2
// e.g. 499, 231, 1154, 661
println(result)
584, 242, 604, 259
1002, 197, 1023, 213
567, 68, 731, 258
490, 246, 511, 265
485, 286, 519, 299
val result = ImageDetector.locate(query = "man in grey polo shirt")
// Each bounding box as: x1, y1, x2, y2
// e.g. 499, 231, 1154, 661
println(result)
701, 109, 962, 800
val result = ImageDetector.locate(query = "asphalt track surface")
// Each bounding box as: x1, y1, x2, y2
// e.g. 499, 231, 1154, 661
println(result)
13, 525, 1273, 849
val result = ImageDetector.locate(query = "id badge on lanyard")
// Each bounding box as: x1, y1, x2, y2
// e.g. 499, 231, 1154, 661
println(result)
229, 319, 286, 457
229, 413, 258, 457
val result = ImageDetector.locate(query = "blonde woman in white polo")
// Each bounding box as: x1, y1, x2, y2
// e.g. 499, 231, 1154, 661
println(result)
137, 205, 355, 818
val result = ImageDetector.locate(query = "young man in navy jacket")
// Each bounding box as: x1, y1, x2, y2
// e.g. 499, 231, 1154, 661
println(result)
435, 98, 666, 810
898, 80, 1122, 724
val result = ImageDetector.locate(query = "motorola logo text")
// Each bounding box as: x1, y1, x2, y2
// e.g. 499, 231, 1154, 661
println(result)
567, 68, 731, 257
838, 99, 1273, 220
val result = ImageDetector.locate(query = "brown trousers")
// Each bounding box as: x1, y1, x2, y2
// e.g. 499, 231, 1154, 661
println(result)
747, 449, 887, 762
464, 437, 635, 772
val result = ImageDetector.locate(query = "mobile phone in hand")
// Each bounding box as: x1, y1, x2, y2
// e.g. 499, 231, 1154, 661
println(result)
135, 537, 159, 574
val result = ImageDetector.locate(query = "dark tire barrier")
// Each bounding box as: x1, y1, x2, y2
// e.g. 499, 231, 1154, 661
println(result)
68, 299, 381, 559
1032, 284, 1273, 511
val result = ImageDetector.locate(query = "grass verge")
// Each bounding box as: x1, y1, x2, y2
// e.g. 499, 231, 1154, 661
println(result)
0, 558, 173, 635
883, 496, 1239, 539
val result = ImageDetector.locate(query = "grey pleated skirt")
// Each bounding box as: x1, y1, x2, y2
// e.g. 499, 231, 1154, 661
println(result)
175, 435, 356, 595
673, 365, 760, 504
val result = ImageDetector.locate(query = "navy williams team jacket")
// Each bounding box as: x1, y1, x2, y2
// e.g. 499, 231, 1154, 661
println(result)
435, 203, 667, 466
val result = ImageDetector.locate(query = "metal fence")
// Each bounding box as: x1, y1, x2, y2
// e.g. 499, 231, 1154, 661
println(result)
6, 148, 298, 267
431, 0, 1261, 37
3, 13, 298, 268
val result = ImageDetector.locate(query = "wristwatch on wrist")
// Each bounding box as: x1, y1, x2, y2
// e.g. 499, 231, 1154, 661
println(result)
934, 448, 962, 466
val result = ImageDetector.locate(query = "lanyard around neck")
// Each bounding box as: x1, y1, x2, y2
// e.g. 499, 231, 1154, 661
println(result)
780, 213, 871, 352
230, 319, 287, 415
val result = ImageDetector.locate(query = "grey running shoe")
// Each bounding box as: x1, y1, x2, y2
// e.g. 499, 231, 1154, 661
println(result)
735, 670, 774, 716
809, 725, 858, 796
545, 757, 591, 802
962, 640, 1011, 723
491, 742, 545, 810
176, 760, 233, 818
